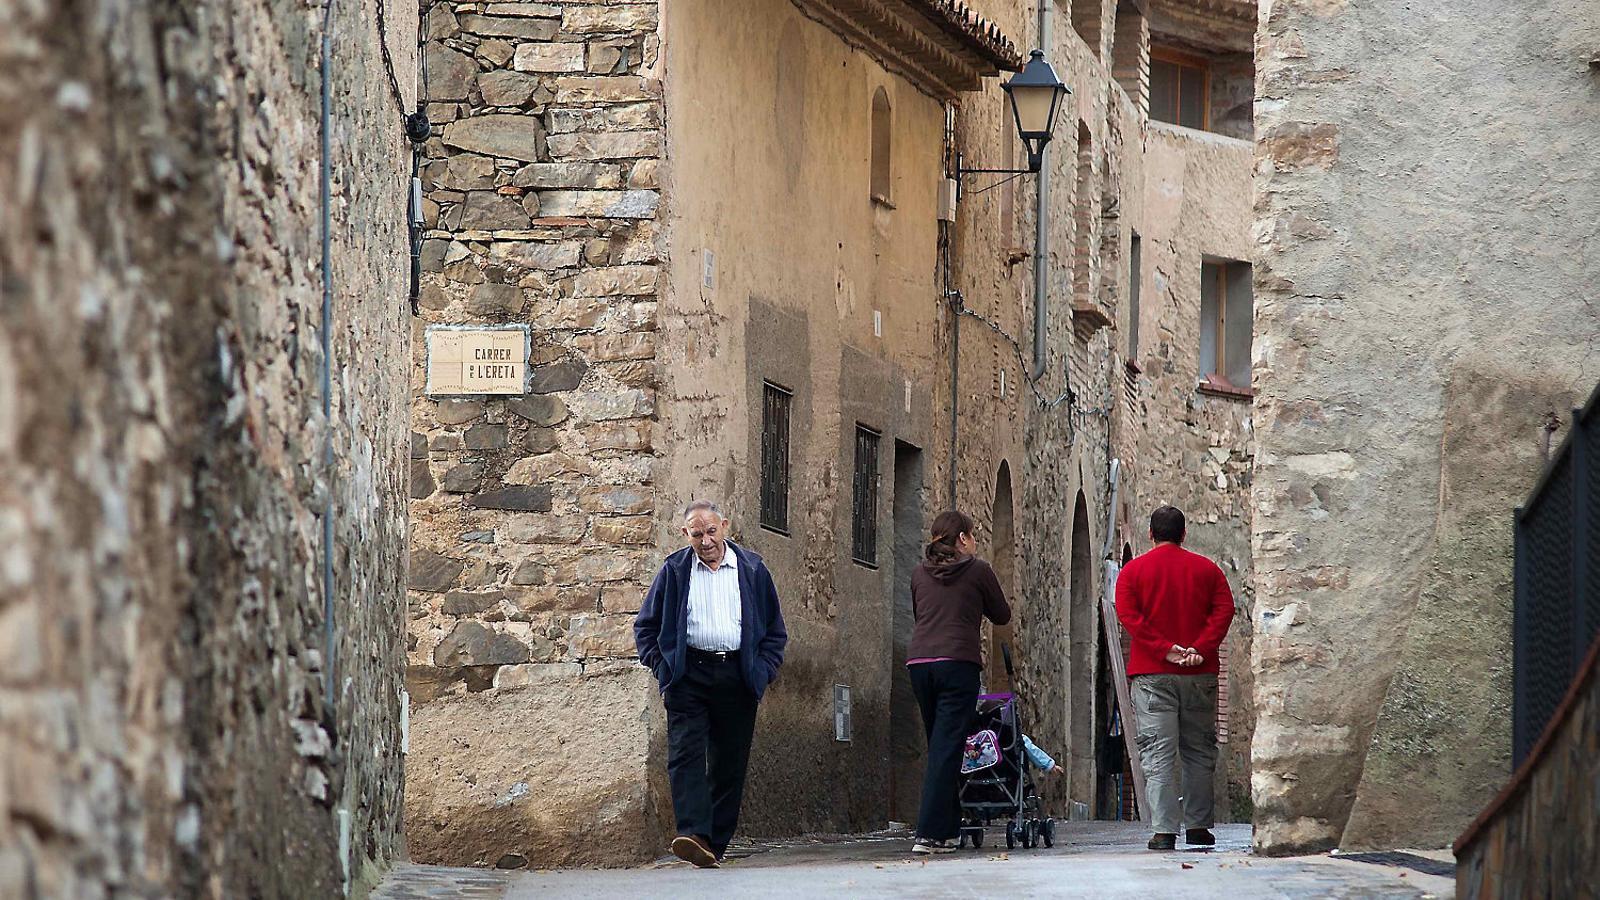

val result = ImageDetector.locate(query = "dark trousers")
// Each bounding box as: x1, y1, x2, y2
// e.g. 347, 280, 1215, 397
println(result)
664, 649, 760, 857
909, 660, 980, 841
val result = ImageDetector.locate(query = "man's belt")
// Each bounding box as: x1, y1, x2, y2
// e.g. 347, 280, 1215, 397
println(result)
687, 647, 741, 662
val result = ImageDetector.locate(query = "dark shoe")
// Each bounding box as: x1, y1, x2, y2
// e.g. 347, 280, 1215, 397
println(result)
671, 834, 719, 868
1147, 833, 1177, 851
1186, 828, 1215, 846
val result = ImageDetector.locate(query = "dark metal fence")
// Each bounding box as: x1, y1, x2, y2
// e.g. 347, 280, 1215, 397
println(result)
1513, 383, 1600, 766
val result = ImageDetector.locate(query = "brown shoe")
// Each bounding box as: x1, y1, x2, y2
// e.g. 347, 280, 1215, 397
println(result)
671, 834, 719, 868
1147, 833, 1177, 851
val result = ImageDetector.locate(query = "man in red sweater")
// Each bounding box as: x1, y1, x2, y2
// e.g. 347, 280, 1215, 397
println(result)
1114, 505, 1235, 851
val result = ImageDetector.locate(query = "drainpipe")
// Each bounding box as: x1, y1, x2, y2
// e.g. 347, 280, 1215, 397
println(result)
948, 279, 961, 508
945, 103, 961, 510
1032, 1, 1051, 380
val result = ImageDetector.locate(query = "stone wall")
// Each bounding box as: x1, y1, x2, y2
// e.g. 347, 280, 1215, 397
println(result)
403, 0, 1258, 865
944, 0, 1109, 819
0, 1, 415, 897
951, 0, 1257, 823
1118, 122, 1255, 819
1252, 0, 1600, 854
405, 0, 667, 868
657, 0, 1000, 839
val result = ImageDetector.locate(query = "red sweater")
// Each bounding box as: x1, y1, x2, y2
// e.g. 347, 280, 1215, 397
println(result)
1114, 543, 1235, 676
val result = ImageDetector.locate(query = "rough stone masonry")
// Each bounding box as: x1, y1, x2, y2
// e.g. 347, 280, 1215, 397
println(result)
1251, 0, 1600, 855
0, 1, 416, 897
405, 0, 667, 868
404, 0, 1267, 867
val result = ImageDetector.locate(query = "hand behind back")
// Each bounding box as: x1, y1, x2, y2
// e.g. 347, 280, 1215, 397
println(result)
1165, 644, 1204, 667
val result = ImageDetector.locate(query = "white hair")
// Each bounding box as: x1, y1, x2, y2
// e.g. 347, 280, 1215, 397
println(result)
681, 499, 723, 520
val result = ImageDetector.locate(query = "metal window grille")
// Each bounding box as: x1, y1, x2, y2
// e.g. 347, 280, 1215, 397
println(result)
1513, 382, 1600, 765
760, 382, 792, 533
852, 425, 881, 566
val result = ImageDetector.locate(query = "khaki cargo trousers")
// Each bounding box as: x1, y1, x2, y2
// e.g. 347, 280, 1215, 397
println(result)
1130, 673, 1218, 835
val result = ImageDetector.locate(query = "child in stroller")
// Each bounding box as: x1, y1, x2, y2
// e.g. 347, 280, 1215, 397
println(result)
956, 690, 1060, 850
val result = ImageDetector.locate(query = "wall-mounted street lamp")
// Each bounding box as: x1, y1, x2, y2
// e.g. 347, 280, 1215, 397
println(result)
956, 50, 1070, 184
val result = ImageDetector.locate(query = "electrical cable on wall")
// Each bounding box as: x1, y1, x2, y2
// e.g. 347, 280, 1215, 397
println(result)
955, 300, 1075, 411
937, 106, 1075, 418
375, 0, 409, 116
317, 0, 432, 755
937, 223, 1075, 413
400, 0, 432, 313
319, 0, 338, 716
936, 92, 1138, 503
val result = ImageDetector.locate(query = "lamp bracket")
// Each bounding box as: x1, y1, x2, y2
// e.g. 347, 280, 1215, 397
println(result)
956, 165, 1036, 177
951, 150, 1044, 203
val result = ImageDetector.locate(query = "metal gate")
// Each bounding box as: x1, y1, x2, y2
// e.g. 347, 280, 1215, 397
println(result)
1512, 383, 1600, 765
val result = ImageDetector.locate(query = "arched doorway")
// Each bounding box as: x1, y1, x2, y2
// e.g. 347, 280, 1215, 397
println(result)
986, 463, 1017, 693
1097, 540, 1139, 819
1067, 492, 1096, 805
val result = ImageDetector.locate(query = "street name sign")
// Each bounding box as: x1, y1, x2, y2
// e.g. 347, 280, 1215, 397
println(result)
425, 325, 530, 396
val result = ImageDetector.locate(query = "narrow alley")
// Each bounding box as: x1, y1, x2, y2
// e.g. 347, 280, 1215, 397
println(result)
1, 0, 1596, 898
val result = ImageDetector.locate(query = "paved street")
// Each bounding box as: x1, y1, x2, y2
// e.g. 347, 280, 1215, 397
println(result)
372, 823, 1456, 899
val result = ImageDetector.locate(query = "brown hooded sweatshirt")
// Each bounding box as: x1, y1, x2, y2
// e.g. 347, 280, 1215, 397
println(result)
906, 555, 1012, 665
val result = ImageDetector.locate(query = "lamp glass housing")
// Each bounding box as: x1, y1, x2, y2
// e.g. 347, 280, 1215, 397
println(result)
1010, 85, 1060, 139
1001, 49, 1070, 169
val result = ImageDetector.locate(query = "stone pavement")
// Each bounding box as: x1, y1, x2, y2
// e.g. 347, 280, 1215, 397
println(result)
372, 823, 1457, 899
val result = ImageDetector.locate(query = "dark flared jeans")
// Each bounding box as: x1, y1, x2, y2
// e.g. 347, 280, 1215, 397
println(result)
909, 660, 980, 841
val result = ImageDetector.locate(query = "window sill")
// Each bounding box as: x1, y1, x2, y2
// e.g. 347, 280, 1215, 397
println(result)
851, 558, 879, 571
1197, 376, 1253, 402
760, 523, 791, 538
1125, 359, 1143, 376
871, 194, 896, 210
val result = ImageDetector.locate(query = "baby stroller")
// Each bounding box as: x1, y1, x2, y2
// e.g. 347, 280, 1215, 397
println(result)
957, 645, 1055, 850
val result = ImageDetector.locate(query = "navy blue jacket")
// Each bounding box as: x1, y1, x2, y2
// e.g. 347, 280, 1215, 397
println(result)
634, 542, 787, 699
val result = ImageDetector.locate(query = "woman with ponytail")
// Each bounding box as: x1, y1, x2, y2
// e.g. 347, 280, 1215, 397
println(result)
905, 510, 1012, 854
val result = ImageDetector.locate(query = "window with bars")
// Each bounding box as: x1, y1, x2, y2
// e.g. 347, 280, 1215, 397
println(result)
760, 382, 792, 533
851, 425, 881, 566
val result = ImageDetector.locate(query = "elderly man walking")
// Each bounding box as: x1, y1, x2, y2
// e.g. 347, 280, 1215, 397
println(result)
1114, 505, 1234, 851
634, 500, 788, 868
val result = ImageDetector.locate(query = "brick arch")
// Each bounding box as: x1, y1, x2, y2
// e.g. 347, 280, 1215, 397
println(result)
1067, 490, 1099, 804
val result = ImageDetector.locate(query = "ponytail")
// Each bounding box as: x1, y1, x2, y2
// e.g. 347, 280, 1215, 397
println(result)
926, 510, 975, 564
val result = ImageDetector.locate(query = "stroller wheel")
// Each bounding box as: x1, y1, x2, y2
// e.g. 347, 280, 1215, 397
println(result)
1041, 818, 1055, 848
958, 832, 968, 849
971, 826, 984, 849
1005, 821, 1018, 850
1022, 821, 1036, 849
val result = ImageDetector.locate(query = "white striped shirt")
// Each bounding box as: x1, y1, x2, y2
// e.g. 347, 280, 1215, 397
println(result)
686, 544, 743, 651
